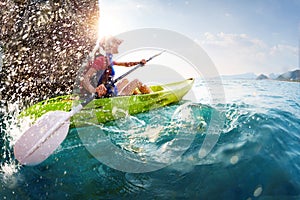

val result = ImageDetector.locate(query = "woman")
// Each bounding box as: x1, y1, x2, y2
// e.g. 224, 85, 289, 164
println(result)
81, 36, 152, 97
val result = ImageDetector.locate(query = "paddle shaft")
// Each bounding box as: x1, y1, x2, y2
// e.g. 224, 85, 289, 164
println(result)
113, 50, 166, 84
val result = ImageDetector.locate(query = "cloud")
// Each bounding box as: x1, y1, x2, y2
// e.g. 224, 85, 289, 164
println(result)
198, 32, 298, 75
202, 32, 267, 49
270, 44, 298, 56
225, 12, 232, 17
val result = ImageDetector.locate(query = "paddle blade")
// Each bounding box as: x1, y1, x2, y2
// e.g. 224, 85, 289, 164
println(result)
14, 111, 70, 166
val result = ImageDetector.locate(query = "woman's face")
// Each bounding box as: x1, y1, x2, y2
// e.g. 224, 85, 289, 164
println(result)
108, 42, 120, 54
105, 38, 122, 54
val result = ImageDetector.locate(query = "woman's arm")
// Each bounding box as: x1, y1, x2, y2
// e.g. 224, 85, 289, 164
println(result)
82, 67, 107, 97
82, 67, 98, 93
113, 59, 146, 67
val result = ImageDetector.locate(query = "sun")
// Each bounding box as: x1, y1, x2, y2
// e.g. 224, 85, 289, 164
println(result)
97, 10, 125, 39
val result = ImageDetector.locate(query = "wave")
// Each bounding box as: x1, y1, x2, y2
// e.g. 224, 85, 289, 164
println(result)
1, 95, 300, 199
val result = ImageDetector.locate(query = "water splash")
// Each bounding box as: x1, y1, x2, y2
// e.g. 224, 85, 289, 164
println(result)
0, 101, 27, 190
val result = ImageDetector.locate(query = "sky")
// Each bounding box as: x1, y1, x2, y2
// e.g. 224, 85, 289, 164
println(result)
99, 0, 299, 75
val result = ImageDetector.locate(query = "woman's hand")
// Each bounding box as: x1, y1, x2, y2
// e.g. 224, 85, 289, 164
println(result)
140, 59, 146, 65
95, 84, 107, 97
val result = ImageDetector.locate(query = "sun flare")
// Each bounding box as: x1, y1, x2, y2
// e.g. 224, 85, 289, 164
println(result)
97, 10, 125, 39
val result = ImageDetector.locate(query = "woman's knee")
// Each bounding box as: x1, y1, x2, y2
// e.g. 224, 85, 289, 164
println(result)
116, 79, 129, 91
131, 79, 142, 87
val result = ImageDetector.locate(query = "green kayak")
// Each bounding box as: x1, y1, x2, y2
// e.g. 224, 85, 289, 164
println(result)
20, 78, 194, 128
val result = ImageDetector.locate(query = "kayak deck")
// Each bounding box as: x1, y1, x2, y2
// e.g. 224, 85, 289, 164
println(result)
20, 78, 194, 128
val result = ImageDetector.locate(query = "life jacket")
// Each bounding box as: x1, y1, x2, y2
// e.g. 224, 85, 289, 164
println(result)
80, 53, 118, 98
97, 53, 117, 97
79, 55, 106, 97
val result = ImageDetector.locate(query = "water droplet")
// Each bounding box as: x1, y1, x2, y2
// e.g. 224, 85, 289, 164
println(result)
230, 155, 239, 164
253, 185, 263, 197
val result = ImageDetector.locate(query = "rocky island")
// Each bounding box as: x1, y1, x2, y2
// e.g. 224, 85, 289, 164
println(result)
256, 69, 300, 82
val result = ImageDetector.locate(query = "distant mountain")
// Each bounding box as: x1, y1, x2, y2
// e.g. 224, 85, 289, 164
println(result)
220, 73, 257, 80
220, 70, 300, 82
276, 69, 300, 81
268, 73, 279, 79
256, 74, 269, 80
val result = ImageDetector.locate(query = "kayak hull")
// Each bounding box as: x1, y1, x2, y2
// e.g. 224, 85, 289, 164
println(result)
21, 78, 194, 128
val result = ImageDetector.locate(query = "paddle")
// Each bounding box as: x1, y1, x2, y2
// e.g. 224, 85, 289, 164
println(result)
14, 50, 165, 166
113, 50, 166, 84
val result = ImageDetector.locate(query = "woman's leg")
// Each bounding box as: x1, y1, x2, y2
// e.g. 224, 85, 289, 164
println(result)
116, 79, 129, 94
138, 83, 152, 94
118, 79, 152, 96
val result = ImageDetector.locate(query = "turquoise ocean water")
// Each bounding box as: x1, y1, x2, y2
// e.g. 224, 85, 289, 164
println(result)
1, 79, 300, 199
